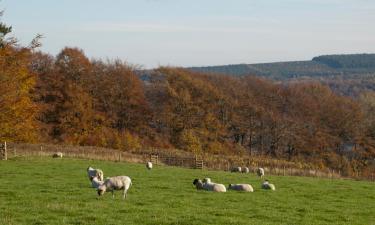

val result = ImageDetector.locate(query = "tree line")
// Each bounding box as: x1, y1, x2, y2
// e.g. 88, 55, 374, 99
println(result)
1, 18, 374, 176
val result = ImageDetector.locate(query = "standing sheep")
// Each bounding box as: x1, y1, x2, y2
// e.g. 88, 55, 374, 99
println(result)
97, 176, 132, 199
242, 167, 250, 173
146, 161, 153, 170
257, 167, 265, 178
52, 152, 63, 158
228, 184, 254, 192
231, 167, 242, 173
261, 180, 276, 191
90, 176, 104, 189
87, 166, 104, 181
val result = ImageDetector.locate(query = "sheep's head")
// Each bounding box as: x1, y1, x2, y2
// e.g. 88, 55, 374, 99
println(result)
203, 178, 211, 183
193, 179, 200, 185
97, 185, 106, 196
228, 184, 233, 189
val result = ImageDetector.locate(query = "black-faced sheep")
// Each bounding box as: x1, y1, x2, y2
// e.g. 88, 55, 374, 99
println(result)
193, 178, 226, 192
242, 167, 250, 173
52, 152, 63, 158
261, 180, 275, 191
97, 176, 132, 199
146, 161, 153, 170
231, 167, 242, 173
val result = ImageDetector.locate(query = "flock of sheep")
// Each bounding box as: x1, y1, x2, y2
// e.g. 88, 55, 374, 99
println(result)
85, 161, 275, 200
193, 167, 276, 193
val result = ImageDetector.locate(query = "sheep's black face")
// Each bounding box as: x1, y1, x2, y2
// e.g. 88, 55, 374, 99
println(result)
97, 189, 104, 196
193, 179, 199, 185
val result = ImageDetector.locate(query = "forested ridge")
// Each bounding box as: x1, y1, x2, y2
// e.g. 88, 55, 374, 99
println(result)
1, 17, 375, 177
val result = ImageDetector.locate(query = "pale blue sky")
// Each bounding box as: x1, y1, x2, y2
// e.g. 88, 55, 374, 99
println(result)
2, 0, 375, 68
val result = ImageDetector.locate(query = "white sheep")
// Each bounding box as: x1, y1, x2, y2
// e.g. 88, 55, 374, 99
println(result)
52, 152, 63, 158
231, 167, 242, 173
228, 184, 254, 192
257, 167, 265, 178
146, 161, 153, 170
261, 180, 275, 191
242, 167, 250, 173
90, 176, 104, 189
202, 177, 211, 184
97, 176, 132, 199
193, 179, 226, 192
87, 166, 104, 181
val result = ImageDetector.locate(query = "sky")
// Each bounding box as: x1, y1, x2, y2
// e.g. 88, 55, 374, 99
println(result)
2, 0, 375, 69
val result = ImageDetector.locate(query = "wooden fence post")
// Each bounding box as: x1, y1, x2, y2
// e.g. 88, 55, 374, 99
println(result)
0, 142, 7, 160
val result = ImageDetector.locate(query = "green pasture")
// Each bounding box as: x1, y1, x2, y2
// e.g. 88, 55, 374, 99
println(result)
0, 156, 374, 225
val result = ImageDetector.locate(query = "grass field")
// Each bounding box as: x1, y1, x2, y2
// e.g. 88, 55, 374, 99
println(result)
0, 156, 374, 225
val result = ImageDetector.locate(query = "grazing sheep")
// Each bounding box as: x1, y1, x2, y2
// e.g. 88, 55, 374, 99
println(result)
97, 176, 132, 199
228, 184, 254, 192
146, 161, 153, 170
261, 180, 276, 191
90, 176, 104, 189
193, 179, 226, 192
242, 167, 250, 173
231, 167, 242, 173
257, 167, 265, 178
87, 166, 104, 181
52, 152, 63, 158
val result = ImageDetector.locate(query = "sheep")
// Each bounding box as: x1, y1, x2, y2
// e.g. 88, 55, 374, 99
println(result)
87, 166, 104, 181
146, 161, 153, 170
228, 184, 254, 192
97, 176, 132, 199
52, 152, 63, 158
261, 180, 276, 191
193, 178, 226, 192
242, 167, 250, 173
231, 167, 242, 173
90, 176, 104, 189
257, 167, 265, 178
202, 177, 211, 184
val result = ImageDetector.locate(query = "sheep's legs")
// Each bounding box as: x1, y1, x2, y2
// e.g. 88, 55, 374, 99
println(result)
111, 190, 115, 199
123, 190, 127, 200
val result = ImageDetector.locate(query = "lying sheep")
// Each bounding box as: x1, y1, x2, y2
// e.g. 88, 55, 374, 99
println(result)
228, 184, 254, 192
202, 178, 211, 184
97, 176, 132, 199
257, 167, 265, 178
87, 166, 104, 181
146, 161, 153, 170
231, 167, 242, 173
261, 180, 275, 191
52, 152, 63, 158
193, 179, 226, 192
242, 167, 250, 173
90, 176, 104, 189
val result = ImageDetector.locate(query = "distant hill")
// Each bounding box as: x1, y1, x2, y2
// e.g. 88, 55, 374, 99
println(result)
187, 53, 375, 96
188, 53, 375, 80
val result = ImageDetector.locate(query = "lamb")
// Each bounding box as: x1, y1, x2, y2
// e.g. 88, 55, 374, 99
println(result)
228, 184, 254, 192
97, 176, 132, 199
231, 167, 242, 173
87, 166, 104, 181
146, 161, 153, 170
257, 167, 265, 178
52, 152, 63, 158
261, 180, 276, 191
242, 167, 250, 173
193, 179, 226, 192
90, 176, 104, 189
